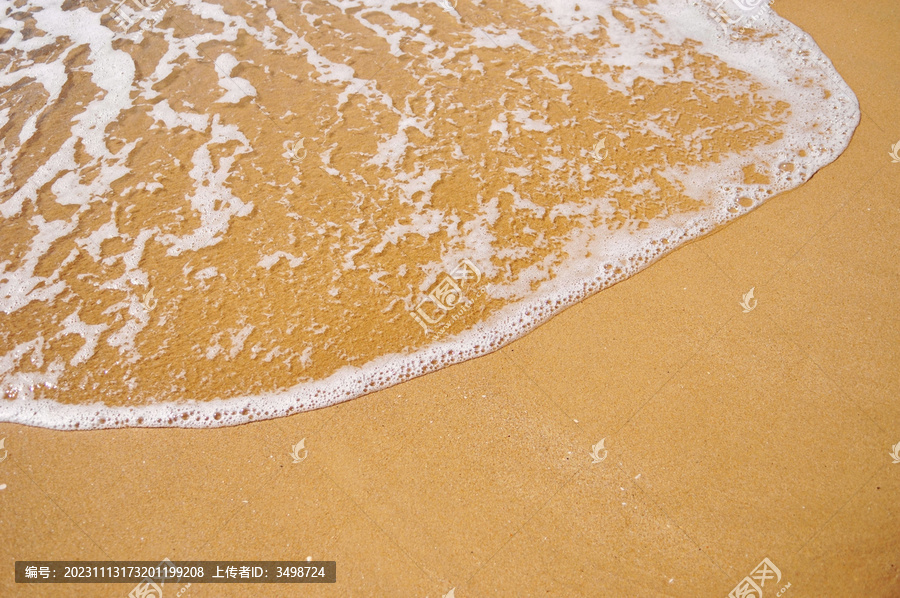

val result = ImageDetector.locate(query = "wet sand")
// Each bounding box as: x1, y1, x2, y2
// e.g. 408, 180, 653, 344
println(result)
1, 0, 899, 596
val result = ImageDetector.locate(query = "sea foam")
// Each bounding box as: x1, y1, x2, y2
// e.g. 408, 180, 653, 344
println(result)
0, 0, 858, 428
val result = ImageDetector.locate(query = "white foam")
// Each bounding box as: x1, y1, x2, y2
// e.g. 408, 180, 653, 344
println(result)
257, 252, 307, 270
57, 311, 110, 367
214, 53, 257, 103
157, 118, 255, 256
150, 100, 210, 132
0, 0, 859, 429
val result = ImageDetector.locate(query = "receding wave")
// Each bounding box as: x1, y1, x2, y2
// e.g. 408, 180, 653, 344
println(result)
0, 0, 858, 428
